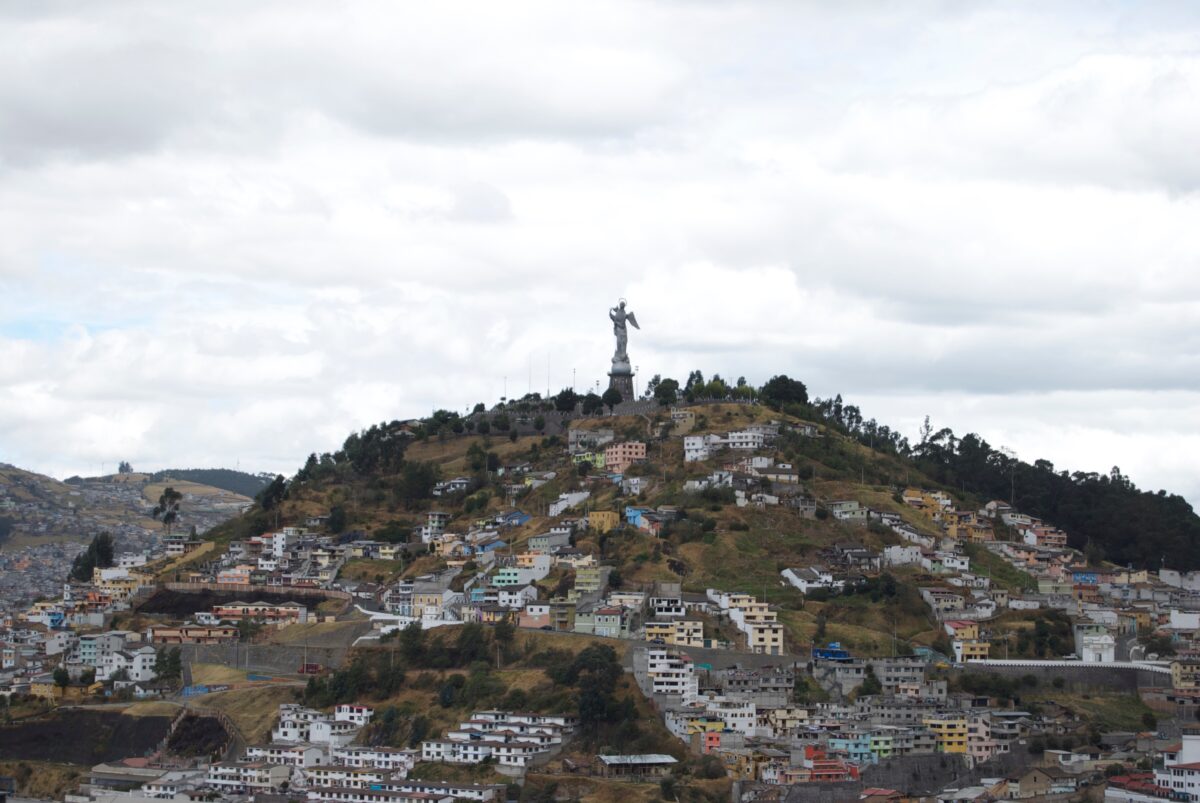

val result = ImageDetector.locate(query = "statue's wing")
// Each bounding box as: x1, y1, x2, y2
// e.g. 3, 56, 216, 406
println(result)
627, 311, 640, 329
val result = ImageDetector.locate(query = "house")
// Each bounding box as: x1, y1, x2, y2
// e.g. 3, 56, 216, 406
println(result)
1006, 766, 1077, 799
724, 431, 765, 450
99, 645, 157, 682
828, 500, 868, 525
568, 427, 614, 454
644, 618, 704, 648
528, 531, 571, 552
1156, 729, 1200, 799
604, 441, 647, 473
244, 744, 325, 767
432, 478, 472, 497
781, 566, 842, 594
29, 675, 103, 701
594, 754, 678, 779
206, 761, 290, 794
548, 491, 590, 517
683, 434, 722, 462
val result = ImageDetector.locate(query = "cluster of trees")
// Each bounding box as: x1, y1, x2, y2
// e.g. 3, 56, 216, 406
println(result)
69, 532, 115, 582
309, 625, 643, 750
553, 387, 623, 414
644, 372, 757, 405
909, 423, 1200, 569
1012, 611, 1074, 658
149, 468, 270, 497
532, 644, 634, 739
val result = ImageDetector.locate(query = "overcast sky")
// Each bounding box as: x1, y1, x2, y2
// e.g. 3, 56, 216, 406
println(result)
1, 1, 1199, 505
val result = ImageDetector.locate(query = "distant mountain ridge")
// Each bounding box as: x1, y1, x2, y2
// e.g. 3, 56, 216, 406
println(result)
148, 468, 272, 498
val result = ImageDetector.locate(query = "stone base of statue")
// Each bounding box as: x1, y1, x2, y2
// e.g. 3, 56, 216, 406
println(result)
608, 361, 634, 402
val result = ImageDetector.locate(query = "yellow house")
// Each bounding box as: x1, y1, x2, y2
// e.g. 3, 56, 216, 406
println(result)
944, 620, 979, 640
953, 639, 990, 662
379, 544, 404, 561
588, 511, 620, 533
924, 716, 968, 754
574, 566, 606, 594
747, 622, 785, 655
31, 678, 104, 702
479, 606, 515, 625
645, 619, 704, 648
1172, 660, 1200, 691
683, 715, 726, 735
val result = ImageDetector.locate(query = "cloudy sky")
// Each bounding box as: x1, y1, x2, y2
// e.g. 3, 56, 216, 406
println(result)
1, 1, 1199, 504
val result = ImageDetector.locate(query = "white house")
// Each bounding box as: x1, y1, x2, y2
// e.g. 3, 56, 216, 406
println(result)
98, 645, 157, 682
883, 545, 923, 567
1156, 730, 1200, 800
1078, 633, 1115, 663
549, 491, 590, 517
781, 566, 841, 594
244, 744, 325, 768
335, 704, 375, 728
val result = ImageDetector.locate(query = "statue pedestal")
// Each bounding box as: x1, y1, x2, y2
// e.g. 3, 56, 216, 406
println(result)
608, 364, 634, 402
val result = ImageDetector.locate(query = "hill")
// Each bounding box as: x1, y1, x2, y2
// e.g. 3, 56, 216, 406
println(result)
148, 467, 271, 498
197, 377, 1200, 657
0, 464, 252, 547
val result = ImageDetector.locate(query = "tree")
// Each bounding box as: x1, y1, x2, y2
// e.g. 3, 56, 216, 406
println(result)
581, 392, 604, 415
533, 415, 545, 433
399, 622, 425, 662
152, 487, 183, 535
601, 387, 623, 412
80, 669, 96, 685
53, 666, 70, 689
472, 402, 486, 414
69, 532, 115, 582
859, 665, 883, 696
759, 375, 808, 410
553, 388, 579, 413
256, 475, 288, 511
494, 620, 515, 647
653, 378, 680, 406
328, 505, 347, 534
117, 461, 133, 474
166, 648, 183, 680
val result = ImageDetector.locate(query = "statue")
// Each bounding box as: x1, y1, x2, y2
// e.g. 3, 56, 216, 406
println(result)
607, 299, 638, 402
609, 299, 639, 366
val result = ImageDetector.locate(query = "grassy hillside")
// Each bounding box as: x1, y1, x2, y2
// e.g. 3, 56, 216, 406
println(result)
198, 401, 980, 658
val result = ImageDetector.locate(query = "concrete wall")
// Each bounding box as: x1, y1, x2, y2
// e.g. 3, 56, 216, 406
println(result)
955, 662, 1170, 692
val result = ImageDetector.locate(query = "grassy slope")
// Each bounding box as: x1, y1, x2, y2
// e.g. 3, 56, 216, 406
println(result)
0, 761, 83, 799
202, 402, 989, 658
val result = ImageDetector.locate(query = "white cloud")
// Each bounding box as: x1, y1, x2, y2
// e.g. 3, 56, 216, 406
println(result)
1, 1, 1199, 509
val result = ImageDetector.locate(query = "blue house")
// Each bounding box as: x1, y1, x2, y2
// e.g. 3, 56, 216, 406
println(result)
828, 733, 876, 764
624, 506, 649, 528
812, 642, 853, 662
498, 511, 531, 528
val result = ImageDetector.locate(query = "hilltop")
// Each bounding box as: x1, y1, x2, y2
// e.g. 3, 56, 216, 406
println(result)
0, 464, 253, 549
194, 375, 1200, 658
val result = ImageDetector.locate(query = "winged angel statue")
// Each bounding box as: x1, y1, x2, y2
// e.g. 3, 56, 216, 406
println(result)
609, 299, 639, 365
